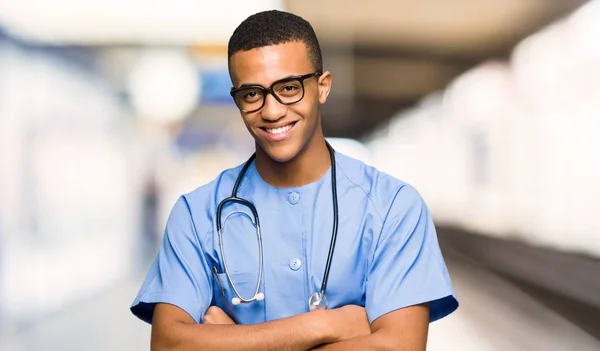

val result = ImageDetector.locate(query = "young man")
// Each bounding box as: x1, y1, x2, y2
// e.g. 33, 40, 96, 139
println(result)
131, 10, 458, 351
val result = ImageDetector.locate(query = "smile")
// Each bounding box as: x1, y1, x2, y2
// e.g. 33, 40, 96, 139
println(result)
264, 122, 296, 135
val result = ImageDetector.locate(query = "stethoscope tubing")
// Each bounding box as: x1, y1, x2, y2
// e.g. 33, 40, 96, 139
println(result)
216, 142, 338, 306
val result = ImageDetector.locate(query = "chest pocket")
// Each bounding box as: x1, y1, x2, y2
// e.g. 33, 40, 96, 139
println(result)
211, 270, 266, 324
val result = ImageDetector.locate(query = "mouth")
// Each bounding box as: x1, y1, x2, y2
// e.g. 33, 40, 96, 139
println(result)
262, 122, 296, 135
259, 121, 298, 142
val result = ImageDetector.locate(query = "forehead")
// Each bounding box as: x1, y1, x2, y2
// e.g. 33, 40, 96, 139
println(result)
230, 41, 313, 87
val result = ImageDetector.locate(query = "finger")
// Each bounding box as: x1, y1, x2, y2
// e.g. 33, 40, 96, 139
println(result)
206, 306, 223, 315
222, 314, 236, 324
215, 310, 235, 324
205, 307, 236, 324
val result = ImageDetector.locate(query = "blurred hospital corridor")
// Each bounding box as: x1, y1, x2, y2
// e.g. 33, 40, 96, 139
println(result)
1, 0, 600, 350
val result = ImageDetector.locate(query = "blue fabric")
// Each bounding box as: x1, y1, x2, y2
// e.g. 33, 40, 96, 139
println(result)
131, 152, 458, 325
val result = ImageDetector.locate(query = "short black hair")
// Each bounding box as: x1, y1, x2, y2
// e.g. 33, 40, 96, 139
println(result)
228, 10, 323, 73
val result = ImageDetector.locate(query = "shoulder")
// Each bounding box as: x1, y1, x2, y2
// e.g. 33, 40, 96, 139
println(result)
335, 152, 426, 222
167, 159, 249, 236
182, 161, 246, 207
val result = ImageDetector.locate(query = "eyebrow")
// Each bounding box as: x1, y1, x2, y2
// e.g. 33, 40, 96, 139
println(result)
236, 74, 301, 89
238, 83, 263, 89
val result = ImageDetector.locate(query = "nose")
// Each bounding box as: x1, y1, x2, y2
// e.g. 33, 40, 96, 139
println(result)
260, 93, 286, 121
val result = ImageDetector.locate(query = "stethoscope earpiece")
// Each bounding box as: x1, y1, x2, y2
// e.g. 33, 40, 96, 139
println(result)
231, 292, 264, 306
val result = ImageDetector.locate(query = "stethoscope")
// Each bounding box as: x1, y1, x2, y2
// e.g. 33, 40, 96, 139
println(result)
215, 142, 339, 311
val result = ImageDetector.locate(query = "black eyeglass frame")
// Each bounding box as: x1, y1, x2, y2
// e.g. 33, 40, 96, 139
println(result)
230, 71, 322, 113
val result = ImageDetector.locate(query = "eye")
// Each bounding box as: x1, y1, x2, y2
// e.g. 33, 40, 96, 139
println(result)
240, 89, 263, 102
283, 85, 298, 92
276, 82, 302, 97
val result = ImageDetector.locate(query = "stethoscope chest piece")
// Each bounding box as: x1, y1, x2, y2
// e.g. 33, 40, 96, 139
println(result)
308, 291, 328, 311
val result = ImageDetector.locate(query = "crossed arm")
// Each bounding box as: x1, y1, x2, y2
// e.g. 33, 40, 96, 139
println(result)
150, 302, 429, 351
309, 303, 429, 351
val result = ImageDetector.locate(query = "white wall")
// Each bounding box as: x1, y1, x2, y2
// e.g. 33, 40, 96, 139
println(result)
0, 42, 141, 329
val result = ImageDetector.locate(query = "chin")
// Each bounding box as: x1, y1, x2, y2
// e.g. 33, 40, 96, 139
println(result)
261, 142, 301, 163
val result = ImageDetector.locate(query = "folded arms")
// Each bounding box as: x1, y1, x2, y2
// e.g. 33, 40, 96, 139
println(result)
150, 303, 428, 351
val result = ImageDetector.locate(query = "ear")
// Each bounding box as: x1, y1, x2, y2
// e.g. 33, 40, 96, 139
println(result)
317, 71, 332, 104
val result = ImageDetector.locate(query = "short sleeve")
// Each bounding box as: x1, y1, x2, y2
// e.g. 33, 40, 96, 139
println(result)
130, 196, 213, 324
365, 184, 458, 324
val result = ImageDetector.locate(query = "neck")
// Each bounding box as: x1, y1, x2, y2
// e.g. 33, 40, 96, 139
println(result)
255, 131, 331, 188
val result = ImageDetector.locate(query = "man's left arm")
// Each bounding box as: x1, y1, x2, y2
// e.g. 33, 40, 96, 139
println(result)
314, 184, 458, 350
311, 303, 429, 351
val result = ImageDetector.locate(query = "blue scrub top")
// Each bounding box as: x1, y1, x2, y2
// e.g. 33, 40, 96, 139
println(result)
131, 152, 458, 325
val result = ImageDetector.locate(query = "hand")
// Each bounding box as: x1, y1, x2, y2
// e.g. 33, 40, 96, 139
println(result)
202, 306, 236, 325
323, 305, 371, 342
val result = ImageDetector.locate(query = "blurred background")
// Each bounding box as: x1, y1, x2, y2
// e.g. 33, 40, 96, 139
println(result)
1, 0, 599, 350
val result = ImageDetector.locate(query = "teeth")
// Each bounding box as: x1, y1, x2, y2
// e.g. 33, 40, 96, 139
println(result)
266, 123, 293, 135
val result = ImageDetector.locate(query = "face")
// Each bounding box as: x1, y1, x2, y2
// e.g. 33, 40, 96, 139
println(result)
229, 41, 332, 163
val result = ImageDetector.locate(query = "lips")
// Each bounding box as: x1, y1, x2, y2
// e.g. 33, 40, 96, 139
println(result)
264, 123, 295, 135
259, 121, 297, 142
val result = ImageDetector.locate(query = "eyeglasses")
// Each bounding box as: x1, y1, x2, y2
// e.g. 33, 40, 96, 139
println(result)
230, 72, 321, 113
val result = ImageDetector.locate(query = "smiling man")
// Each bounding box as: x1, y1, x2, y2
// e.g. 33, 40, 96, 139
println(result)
131, 9, 458, 351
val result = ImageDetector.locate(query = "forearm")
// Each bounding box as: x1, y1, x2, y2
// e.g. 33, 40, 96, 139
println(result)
311, 333, 388, 351
313, 303, 431, 351
152, 311, 331, 351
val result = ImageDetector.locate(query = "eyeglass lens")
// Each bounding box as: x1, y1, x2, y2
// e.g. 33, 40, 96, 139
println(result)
234, 79, 305, 112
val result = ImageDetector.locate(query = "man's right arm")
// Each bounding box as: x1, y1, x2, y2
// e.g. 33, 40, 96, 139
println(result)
151, 303, 370, 351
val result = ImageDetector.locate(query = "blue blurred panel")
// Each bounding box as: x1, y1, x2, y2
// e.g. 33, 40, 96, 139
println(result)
200, 68, 234, 105
175, 125, 220, 153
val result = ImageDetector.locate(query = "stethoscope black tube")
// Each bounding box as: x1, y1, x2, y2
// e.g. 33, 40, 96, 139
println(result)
320, 142, 338, 296
216, 153, 258, 233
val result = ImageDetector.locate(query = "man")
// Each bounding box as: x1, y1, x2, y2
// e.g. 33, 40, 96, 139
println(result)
131, 9, 458, 351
